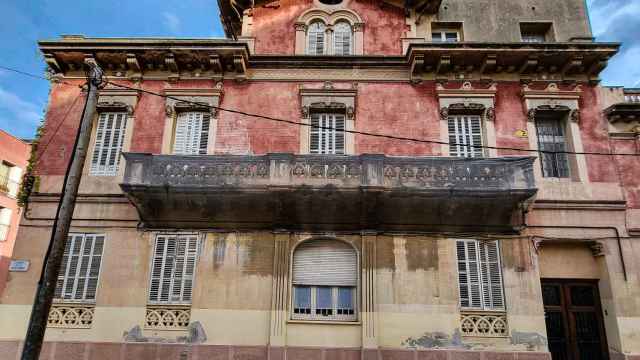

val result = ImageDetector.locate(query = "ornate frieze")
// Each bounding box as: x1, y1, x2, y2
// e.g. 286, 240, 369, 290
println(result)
47, 304, 95, 329
145, 306, 191, 330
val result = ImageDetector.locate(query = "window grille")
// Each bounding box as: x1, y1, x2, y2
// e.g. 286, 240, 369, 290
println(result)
90, 112, 127, 176
173, 112, 210, 155
292, 239, 357, 321
448, 115, 484, 158
54, 234, 105, 302
307, 22, 326, 55
456, 240, 505, 311
333, 22, 352, 55
148, 234, 200, 304
535, 117, 570, 178
310, 113, 345, 154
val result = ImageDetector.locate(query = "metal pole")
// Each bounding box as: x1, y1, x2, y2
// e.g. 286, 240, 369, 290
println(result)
21, 59, 103, 360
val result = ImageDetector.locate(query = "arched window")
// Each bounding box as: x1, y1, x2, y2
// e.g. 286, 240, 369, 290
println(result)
307, 21, 326, 55
292, 239, 357, 321
333, 22, 352, 56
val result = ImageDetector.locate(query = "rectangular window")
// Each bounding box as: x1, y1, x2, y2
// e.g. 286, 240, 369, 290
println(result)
0, 162, 10, 193
0, 207, 11, 241
173, 112, 210, 155
90, 112, 128, 176
148, 234, 200, 304
520, 22, 553, 43
310, 113, 345, 154
54, 234, 105, 302
292, 285, 356, 321
432, 31, 459, 42
535, 117, 570, 178
456, 240, 505, 311
448, 115, 484, 158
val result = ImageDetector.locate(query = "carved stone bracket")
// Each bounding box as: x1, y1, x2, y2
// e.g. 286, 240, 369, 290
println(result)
485, 107, 495, 122
531, 237, 606, 258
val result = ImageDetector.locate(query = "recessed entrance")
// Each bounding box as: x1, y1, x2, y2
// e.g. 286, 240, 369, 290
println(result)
541, 279, 609, 360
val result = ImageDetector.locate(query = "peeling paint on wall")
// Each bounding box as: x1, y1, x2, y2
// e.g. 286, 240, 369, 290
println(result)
510, 331, 547, 351
401, 329, 469, 349
123, 322, 207, 344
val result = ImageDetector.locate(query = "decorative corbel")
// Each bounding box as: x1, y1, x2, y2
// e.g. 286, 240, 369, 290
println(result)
126, 53, 142, 81
165, 53, 179, 81
527, 108, 537, 122
352, 22, 364, 32
44, 54, 62, 73
484, 107, 495, 122
570, 109, 580, 123
294, 22, 307, 31
531, 238, 543, 254
436, 55, 452, 75
233, 55, 247, 82
589, 241, 605, 257
439, 107, 449, 121
346, 106, 355, 120
301, 106, 309, 119
323, 81, 334, 90
165, 104, 174, 117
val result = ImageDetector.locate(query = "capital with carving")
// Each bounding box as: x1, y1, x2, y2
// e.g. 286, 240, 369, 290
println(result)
294, 22, 307, 31
527, 108, 537, 122
301, 106, 309, 119
346, 106, 355, 120
165, 105, 174, 116
570, 109, 580, 123
352, 22, 364, 32
440, 107, 449, 121
485, 107, 495, 122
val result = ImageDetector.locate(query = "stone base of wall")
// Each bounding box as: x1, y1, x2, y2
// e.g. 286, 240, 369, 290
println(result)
0, 341, 557, 360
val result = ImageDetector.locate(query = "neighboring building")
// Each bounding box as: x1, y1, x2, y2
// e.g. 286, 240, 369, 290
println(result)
0, 130, 31, 296
0, 1, 639, 360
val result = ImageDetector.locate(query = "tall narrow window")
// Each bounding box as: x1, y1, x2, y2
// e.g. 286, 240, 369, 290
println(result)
54, 234, 105, 302
148, 234, 200, 304
292, 239, 357, 321
0, 162, 11, 194
535, 116, 570, 178
448, 115, 484, 158
173, 112, 210, 155
456, 240, 504, 311
90, 112, 128, 176
0, 207, 11, 241
310, 113, 345, 154
307, 22, 326, 55
333, 22, 352, 56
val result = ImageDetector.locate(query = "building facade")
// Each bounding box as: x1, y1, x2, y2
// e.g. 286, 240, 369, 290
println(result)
0, 0, 639, 359
0, 130, 30, 297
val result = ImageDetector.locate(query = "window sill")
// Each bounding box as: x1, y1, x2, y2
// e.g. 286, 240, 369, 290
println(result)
287, 319, 361, 326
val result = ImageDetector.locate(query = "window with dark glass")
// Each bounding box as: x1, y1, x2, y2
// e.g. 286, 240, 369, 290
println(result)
535, 115, 571, 178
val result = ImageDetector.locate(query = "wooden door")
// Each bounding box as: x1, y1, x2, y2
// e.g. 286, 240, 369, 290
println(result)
541, 280, 609, 360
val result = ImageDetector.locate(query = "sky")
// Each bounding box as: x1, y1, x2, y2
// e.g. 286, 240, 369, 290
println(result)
0, 0, 639, 140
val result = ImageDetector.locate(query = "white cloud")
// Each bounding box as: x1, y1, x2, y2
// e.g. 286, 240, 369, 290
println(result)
0, 86, 43, 126
162, 12, 181, 34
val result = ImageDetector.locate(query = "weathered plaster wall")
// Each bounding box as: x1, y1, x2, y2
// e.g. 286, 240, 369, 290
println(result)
418, 0, 591, 42
251, 0, 406, 55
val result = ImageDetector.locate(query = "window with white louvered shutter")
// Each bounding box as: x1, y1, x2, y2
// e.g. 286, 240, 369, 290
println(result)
173, 112, 210, 155
309, 113, 345, 154
333, 22, 352, 56
148, 234, 200, 304
307, 22, 326, 55
54, 234, 105, 302
90, 112, 127, 176
448, 115, 484, 158
292, 239, 357, 321
456, 240, 505, 311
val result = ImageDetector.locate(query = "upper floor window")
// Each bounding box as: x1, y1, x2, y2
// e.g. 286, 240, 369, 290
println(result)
0, 207, 11, 242
456, 239, 505, 311
535, 114, 571, 178
54, 234, 105, 302
307, 22, 327, 55
432, 23, 462, 43
0, 161, 22, 197
173, 112, 210, 155
625, 94, 640, 103
520, 22, 554, 43
310, 113, 345, 154
148, 234, 200, 304
333, 22, 353, 56
90, 112, 128, 176
448, 115, 484, 158
292, 239, 357, 322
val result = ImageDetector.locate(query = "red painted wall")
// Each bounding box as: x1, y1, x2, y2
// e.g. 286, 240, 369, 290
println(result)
0, 130, 31, 296
252, 0, 406, 55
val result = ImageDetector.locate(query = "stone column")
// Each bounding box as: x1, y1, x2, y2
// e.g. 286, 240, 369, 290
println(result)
361, 233, 378, 352
268, 232, 290, 360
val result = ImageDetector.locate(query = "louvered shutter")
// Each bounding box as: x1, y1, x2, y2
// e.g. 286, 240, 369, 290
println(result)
149, 234, 200, 304
448, 115, 483, 158
55, 234, 105, 301
309, 113, 345, 154
479, 241, 504, 310
174, 112, 209, 155
333, 22, 352, 56
456, 240, 482, 309
292, 239, 357, 287
90, 113, 127, 176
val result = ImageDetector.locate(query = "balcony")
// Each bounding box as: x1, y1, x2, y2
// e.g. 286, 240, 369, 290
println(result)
121, 153, 537, 233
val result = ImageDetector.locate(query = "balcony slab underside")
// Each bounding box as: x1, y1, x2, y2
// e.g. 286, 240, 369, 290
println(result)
121, 153, 537, 233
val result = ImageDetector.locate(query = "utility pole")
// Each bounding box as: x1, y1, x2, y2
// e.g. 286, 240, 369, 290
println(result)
21, 59, 103, 360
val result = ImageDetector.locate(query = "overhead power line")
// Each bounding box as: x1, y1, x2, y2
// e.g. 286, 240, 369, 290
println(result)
1, 64, 638, 157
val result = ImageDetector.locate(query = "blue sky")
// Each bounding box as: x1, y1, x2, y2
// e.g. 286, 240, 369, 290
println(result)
0, 0, 638, 140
